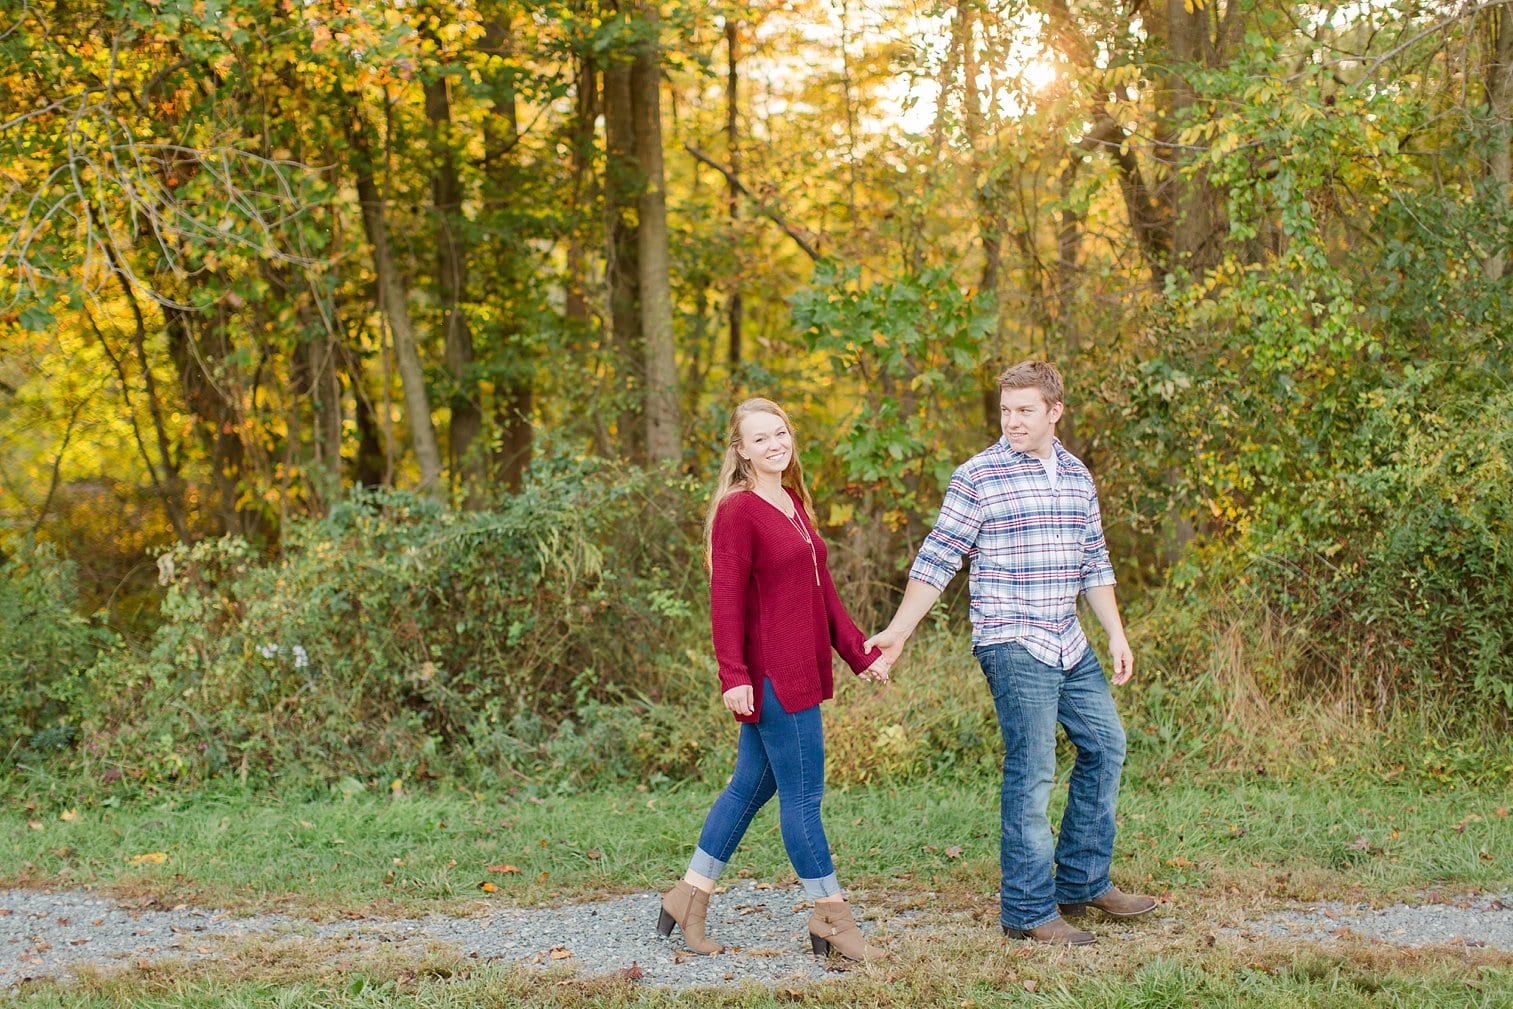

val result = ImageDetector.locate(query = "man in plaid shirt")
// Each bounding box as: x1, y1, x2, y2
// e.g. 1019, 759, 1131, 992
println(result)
867, 361, 1156, 946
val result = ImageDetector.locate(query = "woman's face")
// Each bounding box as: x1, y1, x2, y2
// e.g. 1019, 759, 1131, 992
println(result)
736, 410, 794, 479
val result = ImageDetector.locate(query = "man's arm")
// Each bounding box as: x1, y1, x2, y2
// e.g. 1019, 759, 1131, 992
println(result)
864, 578, 943, 665
1083, 583, 1133, 685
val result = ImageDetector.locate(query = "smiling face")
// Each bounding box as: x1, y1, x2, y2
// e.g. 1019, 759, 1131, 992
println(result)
735, 409, 795, 480
1000, 385, 1063, 457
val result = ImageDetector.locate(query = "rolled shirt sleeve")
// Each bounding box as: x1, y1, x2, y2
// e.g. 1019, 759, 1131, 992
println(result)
908, 465, 984, 591
1078, 487, 1117, 592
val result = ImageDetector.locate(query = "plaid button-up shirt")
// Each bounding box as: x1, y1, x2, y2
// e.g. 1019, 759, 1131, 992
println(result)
908, 437, 1117, 669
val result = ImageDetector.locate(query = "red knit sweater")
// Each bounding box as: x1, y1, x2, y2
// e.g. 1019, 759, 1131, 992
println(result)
709, 488, 880, 722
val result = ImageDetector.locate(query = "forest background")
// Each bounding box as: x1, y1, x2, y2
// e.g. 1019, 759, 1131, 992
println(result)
1, 0, 1510, 797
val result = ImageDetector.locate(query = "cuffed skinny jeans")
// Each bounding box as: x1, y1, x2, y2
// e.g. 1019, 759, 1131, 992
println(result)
975, 641, 1127, 931
688, 678, 841, 898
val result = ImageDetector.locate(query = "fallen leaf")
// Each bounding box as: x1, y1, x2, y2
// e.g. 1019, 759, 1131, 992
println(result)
1022, 979, 1038, 992
478, 882, 498, 892
1346, 835, 1373, 851
485, 864, 520, 874
617, 961, 644, 981
585, 849, 602, 860
298, 820, 313, 828
59, 809, 80, 822
548, 946, 572, 959
945, 845, 963, 859
127, 852, 168, 864
27, 820, 43, 831
1496, 807, 1508, 818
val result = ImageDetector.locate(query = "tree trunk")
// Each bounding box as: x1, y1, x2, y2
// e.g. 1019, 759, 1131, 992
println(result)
725, 18, 743, 367
603, 52, 645, 461
1164, 3, 1222, 274
1486, 9, 1513, 282
632, 7, 681, 463
164, 307, 265, 541
345, 105, 444, 493
426, 73, 484, 503
480, 21, 536, 492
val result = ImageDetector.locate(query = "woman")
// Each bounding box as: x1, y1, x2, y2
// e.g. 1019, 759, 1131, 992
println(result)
657, 398, 890, 963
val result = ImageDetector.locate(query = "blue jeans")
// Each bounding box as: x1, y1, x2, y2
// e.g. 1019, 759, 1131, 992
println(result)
688, 679, 840, 898
975, 642, 1126, 930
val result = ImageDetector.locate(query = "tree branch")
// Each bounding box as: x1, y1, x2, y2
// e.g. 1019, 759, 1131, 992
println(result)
683, 144, 820, 262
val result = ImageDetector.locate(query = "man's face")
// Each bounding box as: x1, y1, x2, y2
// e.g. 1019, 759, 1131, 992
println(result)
1000, 386, 1063, 457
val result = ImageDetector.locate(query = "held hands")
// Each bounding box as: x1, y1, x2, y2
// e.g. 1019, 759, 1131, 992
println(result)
863, 626, 909, 670
722, 684, 754, 717
859, 654, 891, 683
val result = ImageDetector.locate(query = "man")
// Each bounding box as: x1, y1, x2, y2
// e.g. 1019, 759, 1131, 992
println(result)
866, 361, 1156, 946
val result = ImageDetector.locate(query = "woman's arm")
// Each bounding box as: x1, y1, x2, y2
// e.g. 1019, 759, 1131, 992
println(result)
818, 553, 884, 677
709, 501, 755, 713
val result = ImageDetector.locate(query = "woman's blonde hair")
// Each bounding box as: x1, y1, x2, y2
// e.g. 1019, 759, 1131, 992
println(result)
703, 398, 816, 569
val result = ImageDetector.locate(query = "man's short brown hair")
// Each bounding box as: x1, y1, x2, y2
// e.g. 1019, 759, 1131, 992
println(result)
996, 360, 1064, 407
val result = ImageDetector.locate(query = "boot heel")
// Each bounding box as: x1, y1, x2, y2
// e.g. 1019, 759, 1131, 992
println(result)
1059, 902, 1090, 918
810, 933, 831, 957
656, 907, 676, 937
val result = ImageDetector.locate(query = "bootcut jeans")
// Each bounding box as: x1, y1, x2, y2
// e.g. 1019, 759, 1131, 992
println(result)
688, 678, 840, 898
975, 640, 1127, 931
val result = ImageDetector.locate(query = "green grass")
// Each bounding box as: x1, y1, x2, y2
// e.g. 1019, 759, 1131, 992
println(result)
3, 772, 1508, 917
2, 769, 1510, 1007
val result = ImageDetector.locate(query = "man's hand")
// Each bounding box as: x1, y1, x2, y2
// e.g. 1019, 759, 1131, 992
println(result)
1109, 637, 1134, 686
863, 627, 909, 669
723, 684, 754, 716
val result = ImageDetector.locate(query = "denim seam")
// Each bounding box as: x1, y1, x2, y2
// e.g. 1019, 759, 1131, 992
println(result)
701, 728, 778, 865
787, 706, 830, 881
1052, 666, 1119, 903
995, 645, 1059, 929
718, 763, 776, 862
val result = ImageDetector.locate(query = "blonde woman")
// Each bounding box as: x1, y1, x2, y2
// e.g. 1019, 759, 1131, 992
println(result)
656, 398, 889, 962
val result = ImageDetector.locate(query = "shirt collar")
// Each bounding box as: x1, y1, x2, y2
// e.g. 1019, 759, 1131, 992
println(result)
995, 435, 1064, 462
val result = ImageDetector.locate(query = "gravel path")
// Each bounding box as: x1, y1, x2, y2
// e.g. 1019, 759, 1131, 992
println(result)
3, 886, 1510, 992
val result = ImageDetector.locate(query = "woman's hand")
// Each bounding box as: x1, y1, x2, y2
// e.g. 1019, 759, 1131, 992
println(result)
860, 655, 891, 683
723, 684, 754, 716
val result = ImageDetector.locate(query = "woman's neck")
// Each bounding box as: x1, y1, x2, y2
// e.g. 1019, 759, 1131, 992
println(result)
751, 471, 785, 498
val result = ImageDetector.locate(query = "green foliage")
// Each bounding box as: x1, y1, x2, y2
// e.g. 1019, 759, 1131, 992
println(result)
81, 463, 712, 786
0, 541, 116, 757
790, 262, 994, 522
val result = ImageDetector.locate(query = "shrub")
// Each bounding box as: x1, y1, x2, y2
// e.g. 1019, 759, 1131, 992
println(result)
0, 540, 116, 758
1128, 378, 1513, 781
82, 461, 709, 786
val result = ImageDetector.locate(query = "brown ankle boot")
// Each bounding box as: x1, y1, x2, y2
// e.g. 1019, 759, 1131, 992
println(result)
1002, 916, 1096, 946
1058, 886, 1158, 919
808, 899, 882, 961
656, 880, 723, 954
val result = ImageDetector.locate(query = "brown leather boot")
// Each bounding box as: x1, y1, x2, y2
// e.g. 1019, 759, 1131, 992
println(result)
1002, 917, 1096, 945
1058, 886, 1158, 919
656, 880, 723, 954
808, 899, 883, 961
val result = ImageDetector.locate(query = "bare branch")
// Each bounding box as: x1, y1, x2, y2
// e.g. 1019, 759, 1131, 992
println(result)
683, 144, 821, 263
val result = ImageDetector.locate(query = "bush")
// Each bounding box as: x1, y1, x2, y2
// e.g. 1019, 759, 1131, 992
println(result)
0, 540, 116, 758
1128, 378, 1513, 781
82, 461, 710, 786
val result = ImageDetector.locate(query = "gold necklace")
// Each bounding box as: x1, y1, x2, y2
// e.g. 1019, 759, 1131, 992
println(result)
783, 504, 820, 586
